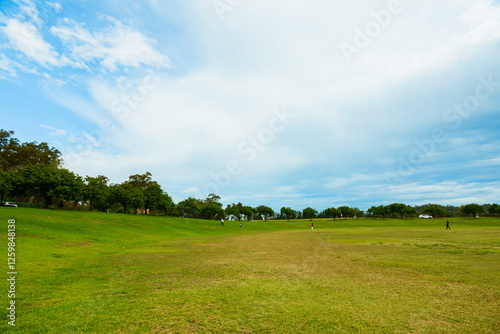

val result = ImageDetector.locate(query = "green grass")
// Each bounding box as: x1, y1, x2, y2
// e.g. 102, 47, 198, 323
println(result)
0, 208, 499, 333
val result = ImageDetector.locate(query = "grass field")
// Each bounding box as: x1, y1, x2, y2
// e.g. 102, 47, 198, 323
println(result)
0, 208, 499, 333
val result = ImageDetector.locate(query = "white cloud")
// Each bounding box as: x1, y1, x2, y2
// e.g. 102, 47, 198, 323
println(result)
42, 72, 66, 87
1, 19, 60, 67
40, 124, 67, 136
0, 1, 169, 82
3, 0, 499, 209
59, 0, 500, 208
46, 2, 63, 14
0, 54, 20, 78
14, 0, 43, 26
50, 16, 170, 72
387, 181, 500, 206
458, 1, 500, 45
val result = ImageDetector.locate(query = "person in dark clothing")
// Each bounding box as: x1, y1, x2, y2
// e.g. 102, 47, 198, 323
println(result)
446, 220, 450, 230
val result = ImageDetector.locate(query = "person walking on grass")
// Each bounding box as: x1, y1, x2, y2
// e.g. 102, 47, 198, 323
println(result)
221, 218, 224, 226
311, 222, 314, 231
240, 222, 242, 229
446, 220, 450, 230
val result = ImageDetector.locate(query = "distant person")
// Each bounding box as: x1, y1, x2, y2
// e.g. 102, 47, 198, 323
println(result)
240, 222, 242, 229
181, 210, 184, 218
446, 220, 450, 230
221, 218, 224, 226
311, 222, 314, 230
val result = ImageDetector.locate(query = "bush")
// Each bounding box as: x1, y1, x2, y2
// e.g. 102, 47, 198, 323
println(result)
16, 202, 45, 209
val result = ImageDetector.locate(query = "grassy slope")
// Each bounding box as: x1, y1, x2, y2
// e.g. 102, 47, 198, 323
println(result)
0, 208, 499, 333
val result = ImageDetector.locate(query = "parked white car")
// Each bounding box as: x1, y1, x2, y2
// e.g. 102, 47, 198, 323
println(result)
0, 202, 18, 207
418, 214, 433, 219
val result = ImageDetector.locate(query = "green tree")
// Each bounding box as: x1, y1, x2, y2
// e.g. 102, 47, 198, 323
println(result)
14, 164, 59, 208
199, 194, 224, 220
240, 206, 254, 221
177, 197, 201, 218
0, 170, 14, 202
226, 202, 246, 220
367, 206, 376, 218
157, 193, 175, 215
280, 207, 296, 221
337, 206, 353, 219
323, 207, 338, 220
403, 205, 417, 219
84, 175, 110, 211
256, 205, 274, 221
127, 172, 153, 189
0, 129, 61, 171
200, 201, 225, 220
352, 208, 364, 220
144, 182, 164, 212
55, 169, 84, 209
205, 193, 221, 204
488, 203, 500, 216
389, 203, 406, 219
110, 183, 144, 214
225, 204, 240, 220
461, 203, 484, 218
303, 207, 318, 220
423, 204, 447, 218
373, 205, 391, 219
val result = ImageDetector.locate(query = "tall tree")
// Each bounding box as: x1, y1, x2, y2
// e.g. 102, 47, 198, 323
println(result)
225, 204, 240, 221
352, 208, 364, 220
423, 204, 447, 218
488, 203, 500, 216
373, 205, 391, 220
323, 207, 338, 220
461, 203, 484, 218
200, 201, 224, 220
144, 181, 164, 212
226, 202, 245, 220
84, 175, 110, 211
0, 129, 61, 171
337, 206, 353, 219
0, 170, 14, 202
256, 205, 274, 221
303, 207, 318, 221
389, 203, 406, 219
14, 164, 58, 208
403, 205, 417, 219
127, 172, 153, 189
110, 183, 144, 214
177, 197, 201, 218
367, 206, 376, 218
157, 193, 175, 216
280, 207, 296, 221
55, 169, 84, 209
241, 206, 255, 221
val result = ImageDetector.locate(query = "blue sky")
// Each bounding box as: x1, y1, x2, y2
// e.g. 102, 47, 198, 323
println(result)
1, 0, 499, 211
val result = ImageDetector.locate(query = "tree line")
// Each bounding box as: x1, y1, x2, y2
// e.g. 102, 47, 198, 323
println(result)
1, 129, 498, 219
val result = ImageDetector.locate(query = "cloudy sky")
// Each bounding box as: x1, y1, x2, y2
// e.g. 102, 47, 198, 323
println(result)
1, 0, 499, 211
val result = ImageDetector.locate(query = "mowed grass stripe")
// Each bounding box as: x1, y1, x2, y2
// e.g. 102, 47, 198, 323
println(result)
0, 208, 498, 333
